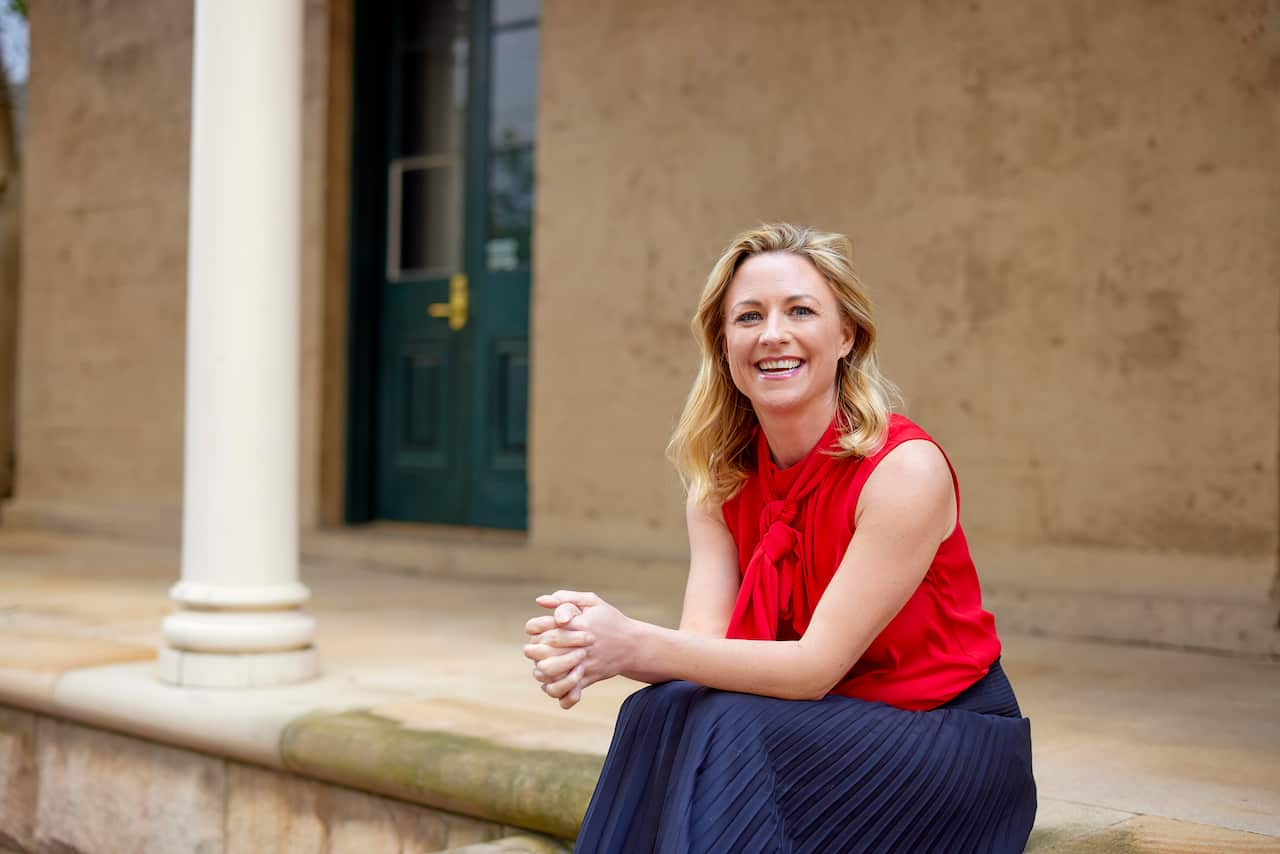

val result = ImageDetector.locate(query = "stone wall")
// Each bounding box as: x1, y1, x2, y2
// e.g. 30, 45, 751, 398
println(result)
10, 0, 340, 534
0, 706, 516, 854
15, 0, 192, 526
532, 0, 1280, 607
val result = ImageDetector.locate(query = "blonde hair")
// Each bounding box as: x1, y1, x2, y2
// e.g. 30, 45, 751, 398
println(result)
667, 223, 901, 505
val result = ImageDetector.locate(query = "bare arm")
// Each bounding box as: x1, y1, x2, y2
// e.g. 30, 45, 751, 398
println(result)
529, 440, 957, 702
677, 492, 740, 637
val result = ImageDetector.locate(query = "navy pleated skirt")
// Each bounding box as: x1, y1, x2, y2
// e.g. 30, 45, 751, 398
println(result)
575, 659, 1035, 853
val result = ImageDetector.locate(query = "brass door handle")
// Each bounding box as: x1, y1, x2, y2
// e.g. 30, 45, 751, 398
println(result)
428, 273, 468, 330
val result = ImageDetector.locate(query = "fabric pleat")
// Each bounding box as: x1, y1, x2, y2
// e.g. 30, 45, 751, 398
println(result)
574, 659, 1036, 854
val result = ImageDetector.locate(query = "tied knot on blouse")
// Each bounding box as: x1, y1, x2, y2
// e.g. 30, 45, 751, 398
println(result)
726, 419, 844, 642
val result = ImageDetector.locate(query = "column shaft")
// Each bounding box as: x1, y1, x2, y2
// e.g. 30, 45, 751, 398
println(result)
159, 0, 317, 688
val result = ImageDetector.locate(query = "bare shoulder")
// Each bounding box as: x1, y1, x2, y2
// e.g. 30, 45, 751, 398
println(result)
856, 439, 956, 532
686, 489, 728, 529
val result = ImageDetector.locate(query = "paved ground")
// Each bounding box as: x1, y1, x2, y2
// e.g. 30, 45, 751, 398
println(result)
0, 525, 1277, 851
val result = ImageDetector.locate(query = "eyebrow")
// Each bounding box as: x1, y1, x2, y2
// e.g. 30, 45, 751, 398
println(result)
727, 294, 817, 312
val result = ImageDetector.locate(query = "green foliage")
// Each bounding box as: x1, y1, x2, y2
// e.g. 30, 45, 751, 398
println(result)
7, 1, 23, 20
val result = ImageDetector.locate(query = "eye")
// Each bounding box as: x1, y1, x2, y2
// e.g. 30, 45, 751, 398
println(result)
734, 310, 762, 324
790, 305, 816, 317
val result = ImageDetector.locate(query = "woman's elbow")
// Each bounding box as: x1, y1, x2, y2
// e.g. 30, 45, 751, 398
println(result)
784, 665, 842, 701
789, 644, 853, 701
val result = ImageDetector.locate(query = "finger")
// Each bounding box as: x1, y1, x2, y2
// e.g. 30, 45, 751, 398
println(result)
536, 591, 599, 609
525, 615, 557, 636
559, 683, 582, 710
542, 663, 584, 699
534, 628, 593, 648
523, 643, 558, 662
534, 648, 586, 680
554, 602, 582, 626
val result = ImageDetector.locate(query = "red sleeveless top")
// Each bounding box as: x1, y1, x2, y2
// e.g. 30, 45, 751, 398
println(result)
721, 414, 1001, 711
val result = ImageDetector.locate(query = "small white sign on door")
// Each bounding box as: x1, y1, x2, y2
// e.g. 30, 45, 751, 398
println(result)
486, 238, 519, 271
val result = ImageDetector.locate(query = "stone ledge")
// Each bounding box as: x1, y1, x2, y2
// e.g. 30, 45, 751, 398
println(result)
441, 834, 570, 853
984, 585, 1280, 658
2, 695, 1277, 852
0, 706, 523, 852
280, 710, 602, 840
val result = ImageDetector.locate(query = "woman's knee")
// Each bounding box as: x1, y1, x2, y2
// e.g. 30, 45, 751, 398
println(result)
620, 680, 706, 717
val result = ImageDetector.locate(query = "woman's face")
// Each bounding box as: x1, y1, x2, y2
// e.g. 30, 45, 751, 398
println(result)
721, 252, 854, 420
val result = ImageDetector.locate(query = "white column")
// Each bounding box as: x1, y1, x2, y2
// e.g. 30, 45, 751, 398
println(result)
158, 0, 318, 688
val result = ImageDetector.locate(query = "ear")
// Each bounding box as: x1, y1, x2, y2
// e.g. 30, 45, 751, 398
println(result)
839, 319, 856, 360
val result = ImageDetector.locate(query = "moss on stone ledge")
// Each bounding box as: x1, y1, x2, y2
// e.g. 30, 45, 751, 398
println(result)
279, 710, 602, 840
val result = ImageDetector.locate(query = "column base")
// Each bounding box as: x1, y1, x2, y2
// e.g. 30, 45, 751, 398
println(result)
157, 646, 319, 689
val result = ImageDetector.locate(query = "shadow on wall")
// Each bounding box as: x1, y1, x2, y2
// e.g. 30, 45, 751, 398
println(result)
0, 80, 18, 502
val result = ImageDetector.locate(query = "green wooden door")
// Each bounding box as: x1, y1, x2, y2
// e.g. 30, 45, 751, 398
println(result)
358, 0, 536, 529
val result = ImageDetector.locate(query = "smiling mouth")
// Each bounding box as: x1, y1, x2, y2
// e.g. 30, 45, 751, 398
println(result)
756, 358, 804, 376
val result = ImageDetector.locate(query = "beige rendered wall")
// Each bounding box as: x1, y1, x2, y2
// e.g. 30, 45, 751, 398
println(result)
11, 1, 340, 534
532, 1, 1280, 606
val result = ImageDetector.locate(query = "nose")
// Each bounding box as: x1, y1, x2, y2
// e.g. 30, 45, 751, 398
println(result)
760, 311, 789, 345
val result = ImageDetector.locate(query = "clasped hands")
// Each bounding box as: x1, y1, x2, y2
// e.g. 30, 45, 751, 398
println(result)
523, 591, 632, 710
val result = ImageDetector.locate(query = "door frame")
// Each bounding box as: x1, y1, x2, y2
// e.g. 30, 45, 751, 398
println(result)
342, 0, 391, 524
344, 0, 527, 527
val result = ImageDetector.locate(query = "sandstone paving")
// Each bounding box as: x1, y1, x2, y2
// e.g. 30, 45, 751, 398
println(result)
0, 526, 1277, 847
1029, 814, 1280, 853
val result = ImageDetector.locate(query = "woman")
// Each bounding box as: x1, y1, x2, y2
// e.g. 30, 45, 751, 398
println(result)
523, 223, 1036, 853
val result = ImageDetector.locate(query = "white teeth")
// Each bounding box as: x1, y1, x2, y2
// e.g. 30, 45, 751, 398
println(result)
758, 359, 801, 371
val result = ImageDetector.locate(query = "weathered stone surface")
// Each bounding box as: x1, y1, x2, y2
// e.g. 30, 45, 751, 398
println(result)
367, 698, 616, 757
227, 762, 329, 854
226, 760, 509, 853
439, 813, 507, 849
1032, 814, 1280, 852
0, 628, 156, 673
0, 707, 36, 853
1027, 799, 1135, 851
33, 716, 223, 854
442, 835, 569, 854
280, 711, 602, 840
230, 761, 447, 853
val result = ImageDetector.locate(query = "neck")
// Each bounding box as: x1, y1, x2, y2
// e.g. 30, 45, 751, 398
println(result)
756, 397, 838, 469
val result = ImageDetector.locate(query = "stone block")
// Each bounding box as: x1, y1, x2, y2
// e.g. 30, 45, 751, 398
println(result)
280, 710, 602, 840
443, 834, 569, 853
0, 707, 36, 853
226, 761, 505, 854
33, 717, 224, 854
440, 813, 506, 849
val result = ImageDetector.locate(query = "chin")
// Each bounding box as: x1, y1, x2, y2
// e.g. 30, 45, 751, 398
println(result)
747, 392, 810, 417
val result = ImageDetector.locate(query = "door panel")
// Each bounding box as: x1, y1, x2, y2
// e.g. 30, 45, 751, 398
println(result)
367, 0, 536, 530
376, 277, 466, 522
